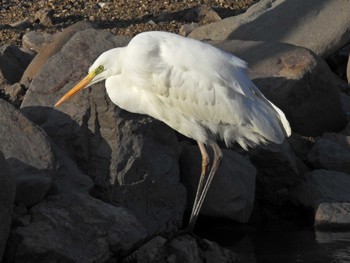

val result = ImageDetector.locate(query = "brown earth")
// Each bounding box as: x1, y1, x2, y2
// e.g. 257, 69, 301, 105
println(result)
0, 0, 257, 46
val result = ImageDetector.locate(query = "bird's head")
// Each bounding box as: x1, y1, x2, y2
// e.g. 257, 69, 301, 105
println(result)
54, 64, 106, 107
54, 48, 122, 108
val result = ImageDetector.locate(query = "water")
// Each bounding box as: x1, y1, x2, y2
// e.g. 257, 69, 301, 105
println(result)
199, 222, 350, 263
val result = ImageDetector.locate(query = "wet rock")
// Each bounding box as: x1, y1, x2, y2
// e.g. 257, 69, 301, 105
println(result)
180, 145, 256, 223
315, 202, 350, 230
6, 193, 148, 263
21, 28, 185, 234
125, 234, 238, 263
212, 40, 346, 136
15, 174, 52, 207
190, 0, 350, 58
290, 170, 350, 208
307, 138, 350, 174
0, 45, 33, 84
0, 151, 16, 261
22, 31, 54, 52
20, 21, 94, 87
0, 98, 93, 194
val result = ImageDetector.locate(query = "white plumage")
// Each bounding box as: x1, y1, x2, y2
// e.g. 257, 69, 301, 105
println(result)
54, 31, 291, 231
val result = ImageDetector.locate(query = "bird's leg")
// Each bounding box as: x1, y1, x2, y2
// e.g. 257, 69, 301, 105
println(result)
187, 141, 209, 232
188, 142, 223, 231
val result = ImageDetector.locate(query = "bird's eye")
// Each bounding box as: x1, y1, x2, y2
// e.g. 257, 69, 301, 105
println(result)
95, 65, 104, 75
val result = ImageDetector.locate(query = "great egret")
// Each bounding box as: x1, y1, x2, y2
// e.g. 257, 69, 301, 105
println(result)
54, 31, 291, 231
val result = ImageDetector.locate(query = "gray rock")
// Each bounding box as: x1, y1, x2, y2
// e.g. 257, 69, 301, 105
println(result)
0, 98, 55, 177
0, 98, 93, 194
179, 23, 200, 37
21, 29, 185, 234
180, 145, 256, 223
190, 0, 350, 58
290, 170, 350, 208
22, 31, 54, 52
125, 234, 238, 263
0, 45, 33, 84
315, 202, 350, 230
6, 193, 148, 263
307, 138, 350, 174
2, 83, 26, 106
0, 151, 16, 261
211, 40, 346, 136
15, 174, 52, 207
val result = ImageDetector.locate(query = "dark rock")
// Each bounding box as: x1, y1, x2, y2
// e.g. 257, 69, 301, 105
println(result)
249, 141, 300, 202
211, 40, 347, 136
322, 132, 350, 151
290, 169, 350, 208
315, 202, 350, 230
0, 151, 16, 261
15, 174, 52, 207
190, 0, 350, 58
6, 193, 148, 263
0, 98, 93, 194
125, 234, 238, 263
21, 28, 185, 234
307, 138, 350, 173
347, 53, 350, 82
180, 145, 256, 222
0, 98, 55, 177
0, 45, 33, 84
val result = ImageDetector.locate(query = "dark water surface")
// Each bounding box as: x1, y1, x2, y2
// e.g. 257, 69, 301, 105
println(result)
199, 222, 350, 263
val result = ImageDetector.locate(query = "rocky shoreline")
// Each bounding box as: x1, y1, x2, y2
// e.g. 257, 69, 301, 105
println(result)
1, 0, 350, 262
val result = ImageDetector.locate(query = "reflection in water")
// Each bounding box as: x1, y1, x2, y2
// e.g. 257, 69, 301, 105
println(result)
202, 223, 350, 263
242, 227, 350, 263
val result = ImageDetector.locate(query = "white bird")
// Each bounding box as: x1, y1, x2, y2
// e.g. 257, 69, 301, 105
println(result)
54, 31, 291, 231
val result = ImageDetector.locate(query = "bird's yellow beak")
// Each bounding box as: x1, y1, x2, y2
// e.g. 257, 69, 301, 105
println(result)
54, 71, 96, 108
54, 65, 104, 107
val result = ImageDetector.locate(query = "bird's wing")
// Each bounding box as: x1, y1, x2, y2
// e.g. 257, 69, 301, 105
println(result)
124, 33, 255, 125
122, 32, 290, 147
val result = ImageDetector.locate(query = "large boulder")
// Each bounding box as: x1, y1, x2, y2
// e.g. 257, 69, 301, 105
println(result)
307, 137, 350, 174
0, 98, 93, 197
211, 40, 346, 136
21, 28, 186, 234
6, 193, 148, 263
180, 145, 256, 223
290, 169, 350, 208
190, 0, 350, 58
0, 151, 16, 261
